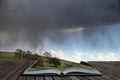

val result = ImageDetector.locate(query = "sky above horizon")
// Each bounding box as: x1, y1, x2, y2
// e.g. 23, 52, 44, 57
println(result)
0, 0, 120, 62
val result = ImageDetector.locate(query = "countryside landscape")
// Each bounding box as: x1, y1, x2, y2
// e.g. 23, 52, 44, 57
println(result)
0, 49, 93, 71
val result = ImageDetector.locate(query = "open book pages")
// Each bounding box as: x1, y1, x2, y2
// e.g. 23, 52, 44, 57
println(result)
23, 67, 102, 76
63, 67, 102, 76
23, 68, 61, 76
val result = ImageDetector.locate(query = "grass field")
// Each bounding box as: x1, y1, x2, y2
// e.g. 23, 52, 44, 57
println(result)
0, 51, 15, 60
31, 59, 94, 71
0, 51, 94, 70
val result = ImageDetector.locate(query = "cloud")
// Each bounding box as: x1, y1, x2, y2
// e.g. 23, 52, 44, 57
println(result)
0, 0, 120, 51
34, 45, 42, 55
41, 49, 120, 63
49, 50, 64, 59
92, 52, 119, 61
66, 52, 120, 63
62, 27, 84, 33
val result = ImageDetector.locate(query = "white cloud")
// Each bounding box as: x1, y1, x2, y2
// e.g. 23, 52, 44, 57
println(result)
34, 45, 42, 55
46, 50, 120, 63
62, 27, 84, 33
91, 52, 119, 61
49, 50, 64, 59
69, 52, 120, 62
65, 52, 90, 63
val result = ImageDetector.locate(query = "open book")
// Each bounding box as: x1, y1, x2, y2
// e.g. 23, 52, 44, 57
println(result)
23, 67, 102, 76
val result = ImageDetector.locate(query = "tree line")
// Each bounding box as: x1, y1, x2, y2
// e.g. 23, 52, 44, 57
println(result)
14, 49, 61, 67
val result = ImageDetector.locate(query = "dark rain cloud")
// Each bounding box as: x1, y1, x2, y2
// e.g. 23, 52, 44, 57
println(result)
0, 0, 120, 50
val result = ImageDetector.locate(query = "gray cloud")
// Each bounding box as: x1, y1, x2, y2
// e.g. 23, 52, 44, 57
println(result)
0, 0, 120, 51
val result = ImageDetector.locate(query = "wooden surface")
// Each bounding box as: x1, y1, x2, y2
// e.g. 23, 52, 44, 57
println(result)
0, 61, 119, 80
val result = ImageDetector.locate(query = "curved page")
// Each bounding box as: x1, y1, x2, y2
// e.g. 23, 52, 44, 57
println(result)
63, 67, 102, 76
23, 68, 61, 76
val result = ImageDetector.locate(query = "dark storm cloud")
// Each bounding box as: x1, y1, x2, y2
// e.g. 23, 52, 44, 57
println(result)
0, 0, 120, 50
1, 0, 120, 28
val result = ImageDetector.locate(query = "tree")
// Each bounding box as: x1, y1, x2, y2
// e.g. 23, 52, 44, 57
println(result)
26, 50, 32, 54
24, 50, 32, 60
49, 57, 61, 67
15, 49, 25, 60
43, 52, 52, 57
43, 52, 52, 62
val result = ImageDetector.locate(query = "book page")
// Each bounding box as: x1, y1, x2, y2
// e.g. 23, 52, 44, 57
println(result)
63, 67, 102, 75
23, 68, 61, 75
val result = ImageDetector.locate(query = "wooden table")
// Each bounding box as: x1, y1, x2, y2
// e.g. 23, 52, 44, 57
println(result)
0, 60, 119, 80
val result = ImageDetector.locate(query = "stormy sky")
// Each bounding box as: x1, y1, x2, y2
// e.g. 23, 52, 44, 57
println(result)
0, 0, 120, 61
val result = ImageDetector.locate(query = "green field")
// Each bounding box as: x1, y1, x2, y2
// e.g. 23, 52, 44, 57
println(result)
31, 58, 94, 71
0, 51, 94, 70
0, 51, 15, 60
